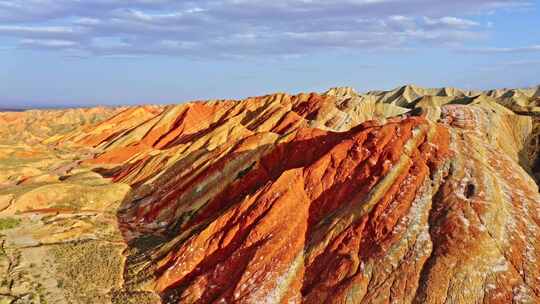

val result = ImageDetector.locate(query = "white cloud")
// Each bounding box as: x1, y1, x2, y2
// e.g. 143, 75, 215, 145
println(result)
0, 25, 80, 35
464, 45, 540, 53
423, 16, 480, 28
19, 38, 79, 48
0, 0, 533, 57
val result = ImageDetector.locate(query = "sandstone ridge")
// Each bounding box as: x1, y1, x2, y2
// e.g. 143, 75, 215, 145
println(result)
0, 85, 539, 304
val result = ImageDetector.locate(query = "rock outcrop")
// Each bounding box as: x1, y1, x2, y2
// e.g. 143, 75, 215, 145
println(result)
0, 85, 539, 304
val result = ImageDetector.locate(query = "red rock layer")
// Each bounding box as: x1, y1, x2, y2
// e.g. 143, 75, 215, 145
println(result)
46, 89, 540, 303
73, 92, 400, 166
115, 114, 455, 303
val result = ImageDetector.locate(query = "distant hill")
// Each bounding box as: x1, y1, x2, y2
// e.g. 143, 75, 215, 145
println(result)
0, 108, 26, 112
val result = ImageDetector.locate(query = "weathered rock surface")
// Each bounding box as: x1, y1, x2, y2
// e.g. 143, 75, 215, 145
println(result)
0, 85, 539, 303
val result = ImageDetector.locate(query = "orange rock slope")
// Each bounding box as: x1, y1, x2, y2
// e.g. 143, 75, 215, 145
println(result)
2, 85, 540, 303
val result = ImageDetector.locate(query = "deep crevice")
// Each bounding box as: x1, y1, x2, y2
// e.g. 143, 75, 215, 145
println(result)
465, 183, 475, 198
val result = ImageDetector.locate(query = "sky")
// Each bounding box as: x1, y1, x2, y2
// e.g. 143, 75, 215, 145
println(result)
0, 0, 539, 107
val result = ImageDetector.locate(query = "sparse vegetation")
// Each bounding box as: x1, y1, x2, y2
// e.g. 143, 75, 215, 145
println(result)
51, 240, 124, 303
235, 161, 256, 180
0, 217, 20, 230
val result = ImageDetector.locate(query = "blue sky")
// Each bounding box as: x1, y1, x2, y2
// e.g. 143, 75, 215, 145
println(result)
0, 0, 539, 107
